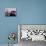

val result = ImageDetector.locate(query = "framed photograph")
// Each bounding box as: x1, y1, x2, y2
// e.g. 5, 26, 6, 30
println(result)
5, 8, 16, 16
18, 24, 46, 42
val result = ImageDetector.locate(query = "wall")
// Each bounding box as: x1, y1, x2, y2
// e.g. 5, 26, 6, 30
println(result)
0, 0, 46, 44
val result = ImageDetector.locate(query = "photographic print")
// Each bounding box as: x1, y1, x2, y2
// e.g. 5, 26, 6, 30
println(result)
18, 24, 46, 41
5, 8, 16, 16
